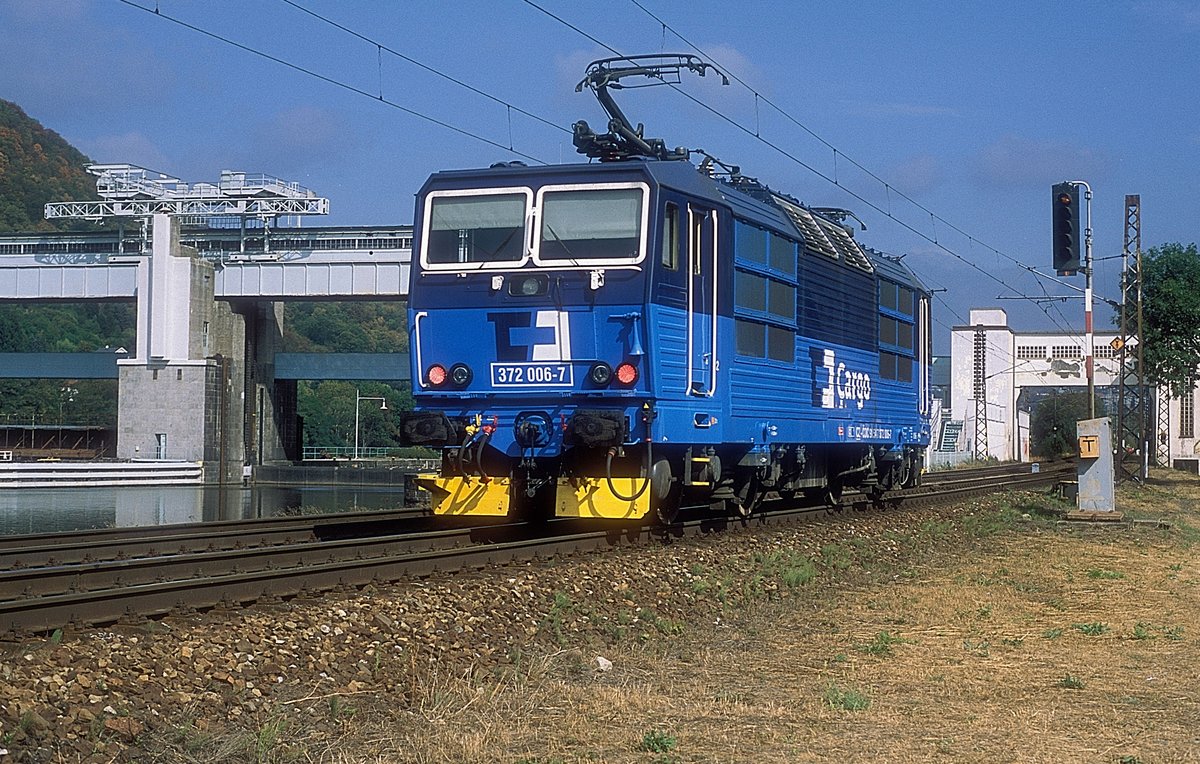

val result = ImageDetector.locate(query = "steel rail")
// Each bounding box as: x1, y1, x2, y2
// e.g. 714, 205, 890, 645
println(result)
0, 462, 1072, 637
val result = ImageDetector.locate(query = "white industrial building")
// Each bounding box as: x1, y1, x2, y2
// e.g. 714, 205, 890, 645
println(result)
934, 308, 1200, 472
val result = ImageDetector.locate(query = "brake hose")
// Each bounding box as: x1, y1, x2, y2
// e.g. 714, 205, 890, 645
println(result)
605, 440, 651, 502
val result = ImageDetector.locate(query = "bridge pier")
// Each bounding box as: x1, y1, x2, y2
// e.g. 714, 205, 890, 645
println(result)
116, 216, 295, 483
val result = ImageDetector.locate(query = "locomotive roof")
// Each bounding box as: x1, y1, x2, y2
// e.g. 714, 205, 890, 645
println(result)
422, 159, 911, 279
869, 250, 931, 295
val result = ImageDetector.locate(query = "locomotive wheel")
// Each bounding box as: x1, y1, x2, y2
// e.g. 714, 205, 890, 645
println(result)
823, 481, 843, 508
655, 488, 682, 525
898, 456, 914, 489
728, 472, 762, 518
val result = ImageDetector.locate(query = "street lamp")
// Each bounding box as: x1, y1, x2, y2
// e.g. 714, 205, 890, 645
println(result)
354, 388, 388, 460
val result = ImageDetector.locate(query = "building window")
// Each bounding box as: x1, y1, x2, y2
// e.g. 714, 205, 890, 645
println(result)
1093, 344, 1115, 359
1182, 387, 1195, 440
1051, 345, 1081, 359
1016, 345, 1046, 360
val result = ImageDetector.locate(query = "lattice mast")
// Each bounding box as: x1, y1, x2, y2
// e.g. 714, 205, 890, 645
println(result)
973, 329, 988, 459
1115, 195, 1149, 482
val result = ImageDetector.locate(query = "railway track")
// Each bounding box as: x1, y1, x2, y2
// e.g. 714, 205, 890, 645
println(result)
0, 461, 1072, 638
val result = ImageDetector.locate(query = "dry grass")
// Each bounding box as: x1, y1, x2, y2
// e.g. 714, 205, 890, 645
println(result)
335, 475, 1200, 764
126, 472, 1200, 763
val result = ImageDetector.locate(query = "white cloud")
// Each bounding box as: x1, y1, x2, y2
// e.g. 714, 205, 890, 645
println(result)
887, 153, 942, 195
1133, 1, 1200, 28
78, 132, 172, 173
240, 105, 356, 175
971, 134, 1109, 188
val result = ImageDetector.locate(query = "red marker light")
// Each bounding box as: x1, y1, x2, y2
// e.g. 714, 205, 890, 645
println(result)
426, 364, 447, 386
615, 362, 638, 385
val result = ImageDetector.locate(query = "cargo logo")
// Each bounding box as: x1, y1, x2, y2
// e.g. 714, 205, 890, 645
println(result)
810, 348, 871, 410
488, 310, 573, 362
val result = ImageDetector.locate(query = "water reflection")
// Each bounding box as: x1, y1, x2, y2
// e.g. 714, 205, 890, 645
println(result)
0, 485, 409, 536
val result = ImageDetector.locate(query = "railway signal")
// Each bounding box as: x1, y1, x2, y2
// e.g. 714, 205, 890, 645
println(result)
1052, 182, 1081, 275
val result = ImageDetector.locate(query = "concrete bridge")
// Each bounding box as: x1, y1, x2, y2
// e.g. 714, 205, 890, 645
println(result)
0, 220, 413, 482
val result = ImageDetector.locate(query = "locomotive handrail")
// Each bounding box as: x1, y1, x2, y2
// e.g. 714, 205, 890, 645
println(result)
412, 311, 428, 389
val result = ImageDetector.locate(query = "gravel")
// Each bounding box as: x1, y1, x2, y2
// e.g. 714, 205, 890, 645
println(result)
0, 496, 1025, 762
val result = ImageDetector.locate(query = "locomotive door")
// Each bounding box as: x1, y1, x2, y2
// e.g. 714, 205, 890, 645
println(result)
687, 205, 718, 396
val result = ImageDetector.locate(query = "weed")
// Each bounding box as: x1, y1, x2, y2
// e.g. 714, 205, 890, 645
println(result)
1042, 628, 1064, 640
977, 604, 993, 619
255, 717, 287, 762
327, 695, 354, 720
917, 518, 954, 540
542, 592, 575, 645
962, 638, 990, 657
1118, 755, 1143, 764
1168, 563, 1183, 572
831, 653, 849, 664
1001, 636, 1025, 648
1163, 625, 1184, 641
753, 548, 818, 588
690, 577, 710, 595
819, 543, 853, 571
962, 505, 1024, 537
858, 630, 910, 657
1057, 674, 1086, 690
1086, 568, 1125, 580
823, 684, 870, 711
1073, 622, 1110, 636
1132, 622, 1155, 640
49, 628, 62, 645
638, 730, 677, 753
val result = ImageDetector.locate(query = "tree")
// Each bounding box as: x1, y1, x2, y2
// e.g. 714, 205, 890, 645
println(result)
1142, 242, 1200, 395
1029, 390, 1105, 458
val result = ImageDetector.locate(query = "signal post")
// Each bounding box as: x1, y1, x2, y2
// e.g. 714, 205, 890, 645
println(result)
1053, 181, 1115, 516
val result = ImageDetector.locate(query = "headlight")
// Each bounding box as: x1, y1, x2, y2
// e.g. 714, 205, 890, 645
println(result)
588, 362, 612, 386
450, 363, 472, 387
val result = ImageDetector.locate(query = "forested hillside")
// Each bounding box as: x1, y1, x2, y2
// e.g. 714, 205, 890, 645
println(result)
0, 99, 411, 452
0, 99, 128, 426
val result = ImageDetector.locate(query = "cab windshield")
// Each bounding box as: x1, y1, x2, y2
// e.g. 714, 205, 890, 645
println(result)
537, 187, 643, 263
425, 192, 526, 265
420, 183, 647, 270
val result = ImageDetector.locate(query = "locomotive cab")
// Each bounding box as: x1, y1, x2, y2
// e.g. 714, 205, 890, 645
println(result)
405, 162, 680, 520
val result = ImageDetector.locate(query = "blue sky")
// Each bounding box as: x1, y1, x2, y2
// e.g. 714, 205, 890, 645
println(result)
2, 0, 1198, 348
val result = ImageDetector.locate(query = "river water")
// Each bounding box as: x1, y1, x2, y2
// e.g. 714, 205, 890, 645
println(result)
0, 485, 410, 537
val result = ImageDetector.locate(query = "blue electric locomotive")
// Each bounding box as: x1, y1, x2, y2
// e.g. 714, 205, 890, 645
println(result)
402, 56, 931, 522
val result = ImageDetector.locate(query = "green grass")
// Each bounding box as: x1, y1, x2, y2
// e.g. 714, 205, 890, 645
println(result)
819, 543, 853, 571
1073, 622, 1110, 636
638, 730, 677, 753
1042, 628, 1064, 640
824, 684, 870, 711
1086, 568, 1125, 580
858, 630, 911, 657
754, 549, 818, 588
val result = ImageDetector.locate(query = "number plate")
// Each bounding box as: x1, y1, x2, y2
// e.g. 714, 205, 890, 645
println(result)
490, 362, 573, 387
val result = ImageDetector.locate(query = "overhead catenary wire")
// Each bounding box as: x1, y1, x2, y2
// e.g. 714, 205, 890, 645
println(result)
279, 0, 570, 137
624, 0, 1109, 302
519, 0, 1083, 339
115, 0, 551, 165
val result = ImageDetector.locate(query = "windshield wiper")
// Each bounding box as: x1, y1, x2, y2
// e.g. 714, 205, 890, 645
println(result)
543, 224, 581, 265
479, 226, 523, 262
